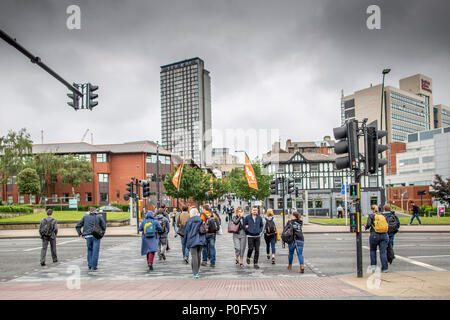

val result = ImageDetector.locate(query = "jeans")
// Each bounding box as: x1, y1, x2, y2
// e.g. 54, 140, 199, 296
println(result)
247, 236, 261, 264
202, 235, 216, 265
410, 214, 422, 225
158, 237, 168, 257
369, 232, 389, 271
288, 240, 304, 265
264, 234, 276, 255
172, 222, 178, 234
86, 236, 101, 270
388, 233, 395, 247
180, 235, 189, 259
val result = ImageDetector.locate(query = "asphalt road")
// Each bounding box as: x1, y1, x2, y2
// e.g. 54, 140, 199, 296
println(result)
0, 233, 449, 282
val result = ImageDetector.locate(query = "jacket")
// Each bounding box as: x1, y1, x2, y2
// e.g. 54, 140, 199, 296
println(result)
243, 214, 264, 237
155, 214, 170, 238
76, 212, 106, 237
39, 216, 58, 239
138, 211, 163, 255
231, 215, 246, 237
365, 213, 388, 234
182, 216, 206, 249
177, 211, 191, 228
287, 219, 304, 242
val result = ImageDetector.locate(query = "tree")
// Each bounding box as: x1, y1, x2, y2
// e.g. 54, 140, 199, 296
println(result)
163, 165, 203, 202
58, 154, 94, 194
430, 174, 450, 207
23, 152, 61, 197
17, 168, 41, 204
229, 161, 272, 202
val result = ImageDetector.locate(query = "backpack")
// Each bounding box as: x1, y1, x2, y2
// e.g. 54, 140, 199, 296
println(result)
265, 218, 276, 236
385, 211, 400, 234
40, 218, 55, 238
199, 220, 208, 234
202, 212, 220, 234
281, 222, 294, 244
91, 215, 105, 240
157, 216, 167, 234
373, 213, 389, 233
143, 219, 156, 238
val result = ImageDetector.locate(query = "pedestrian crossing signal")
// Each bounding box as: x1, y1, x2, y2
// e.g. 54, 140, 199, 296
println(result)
349, 183, 360, 199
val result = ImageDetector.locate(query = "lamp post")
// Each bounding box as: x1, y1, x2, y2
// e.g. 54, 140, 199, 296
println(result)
380, 68, 391, 207
156, 141, 161, 209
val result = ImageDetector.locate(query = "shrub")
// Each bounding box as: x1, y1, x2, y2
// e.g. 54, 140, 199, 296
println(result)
0, 205, 33, 213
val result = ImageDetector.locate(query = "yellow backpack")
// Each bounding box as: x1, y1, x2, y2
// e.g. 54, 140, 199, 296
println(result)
373, 213, 389, 233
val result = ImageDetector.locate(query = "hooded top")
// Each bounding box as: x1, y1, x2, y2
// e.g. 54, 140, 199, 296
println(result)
138, 211, 162, 255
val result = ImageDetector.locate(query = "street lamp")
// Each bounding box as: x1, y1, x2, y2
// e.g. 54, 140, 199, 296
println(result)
380, 68, 391, 206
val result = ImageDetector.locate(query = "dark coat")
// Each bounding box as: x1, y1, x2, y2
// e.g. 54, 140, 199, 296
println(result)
182, 216, 206, 249
243, 214, 264, 236
138, 211, 162, 255
76, 212, 106, 237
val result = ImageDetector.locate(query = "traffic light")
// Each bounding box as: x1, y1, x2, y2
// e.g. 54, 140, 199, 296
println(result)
67, 84, 80, 110
142, 180, 150, 198
364, 120, 388, 174
333, 119, 359, 170
86, 83, 98, 110
287, 177, 295, 194
295, 187, 299, 198
349, 212, 358, 233
124, 181, 134, 201
270, 180, 278, 195
349, 183, 360, 199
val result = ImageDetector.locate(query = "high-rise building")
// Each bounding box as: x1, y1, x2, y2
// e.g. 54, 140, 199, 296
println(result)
341, 74, 448, 143
160, 57, 212, 167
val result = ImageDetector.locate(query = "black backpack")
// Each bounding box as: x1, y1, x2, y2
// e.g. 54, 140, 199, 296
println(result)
202, 213, 220, 233
40, 218, 55, 239
157, 216, 167, 234
384, 211, 400, 234
265, 218, 276, 236
281, 222, 294, 244
91, 215, 105, 240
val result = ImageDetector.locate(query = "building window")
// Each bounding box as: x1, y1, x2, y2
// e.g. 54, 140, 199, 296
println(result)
19, 195, 24, 204
422, 156, 434, 163
310, 178, 319, 189
99, 173, 109, 183
7, 195, 13, 204
310, 163, 319, 172
369, 176, 378, 188
96, 153, 108, 163
30, 195, 36, 204
52, 194, 58, 203
63, 193, 70, 202
84, 193, 92, 202
293, 163, 301, 172
333, 177, 343, 188
100, 193, 109, 203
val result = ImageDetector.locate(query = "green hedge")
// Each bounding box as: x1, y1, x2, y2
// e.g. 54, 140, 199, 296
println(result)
45, 204, 129, 212
0, 205, 34, 213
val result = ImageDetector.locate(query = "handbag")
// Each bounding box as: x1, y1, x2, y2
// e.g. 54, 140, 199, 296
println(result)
227, 220, 240, 233
91, 214, 105, 240
276, 226, 281, 242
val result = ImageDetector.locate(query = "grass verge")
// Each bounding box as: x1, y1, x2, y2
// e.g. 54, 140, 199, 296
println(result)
0, 211, 129, 223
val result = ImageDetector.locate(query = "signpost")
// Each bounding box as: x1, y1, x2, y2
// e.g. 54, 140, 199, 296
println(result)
68, 198, 78, 210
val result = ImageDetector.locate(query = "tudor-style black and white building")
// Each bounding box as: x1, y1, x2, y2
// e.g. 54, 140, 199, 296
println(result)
262, 149, 383, 217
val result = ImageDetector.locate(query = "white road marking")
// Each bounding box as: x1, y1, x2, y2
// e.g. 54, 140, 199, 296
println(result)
23, 239, 81, 252
408, 255, 450, 259
362, 246, 446, 272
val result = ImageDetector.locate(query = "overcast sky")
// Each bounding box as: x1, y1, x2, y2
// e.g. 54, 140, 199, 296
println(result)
1, 0, 449, 160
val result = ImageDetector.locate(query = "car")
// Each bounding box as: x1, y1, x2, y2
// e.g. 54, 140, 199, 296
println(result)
97, 205, 122, 212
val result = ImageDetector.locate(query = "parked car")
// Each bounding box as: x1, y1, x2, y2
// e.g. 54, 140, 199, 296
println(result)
98, 205, 122, 212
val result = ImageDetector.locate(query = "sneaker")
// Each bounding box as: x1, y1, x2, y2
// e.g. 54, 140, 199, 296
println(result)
148, 264, 153, 271
161, 253, 166, 261
246, 257, 250, 264
300, 265, 305, 273
254, 264, 260, 269
210, 264, 215, 268
382, 269, 389, 273
53, 259, 58, 263
184, 258, 189, 264
40, 262, 46, 266
201, 262, 207, 266
267, 254, 270, 260
88, 266, 92, 270
271, 257, 276, 264
194, 274, 199, 279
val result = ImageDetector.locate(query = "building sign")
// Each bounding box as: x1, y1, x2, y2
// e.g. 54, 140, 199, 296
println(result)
421, 79, 432, 93
69, 198, 78, 209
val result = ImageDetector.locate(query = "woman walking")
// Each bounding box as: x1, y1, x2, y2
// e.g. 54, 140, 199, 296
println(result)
263, 209, 277, 264
182, 207, 206, 279
231, 206, 246, 268
138, 211, 162, 271
285, 211, 305, 273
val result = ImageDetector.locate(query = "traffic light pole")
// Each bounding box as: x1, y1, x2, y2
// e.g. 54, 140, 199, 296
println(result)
354, 171, 363, 278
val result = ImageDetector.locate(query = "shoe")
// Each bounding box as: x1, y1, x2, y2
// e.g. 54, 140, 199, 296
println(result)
239, 263, 244, 268
382, 269, 389, 273
53, 260, 58, 263
162, 253, 166, 260
40, 262, 46, 266
194, 274, 199, 279
184, 258, 189, 264
174, 234, 178, 238
254, 264, 260, 269
272, 257, 276, 264
201, 262, 207, 266
287, 264, 292, 270
210, 264, 215, 268
300, 265, 305, 273
148, 263, 153, 271
267, 254, 270, 260
88, 266, 91, 270
246, 257, 250, 264
167, 247, 171, 251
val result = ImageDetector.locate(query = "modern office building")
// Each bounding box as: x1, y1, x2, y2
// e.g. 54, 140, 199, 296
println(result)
341, 74, 448, 143
160, 57, 212, 167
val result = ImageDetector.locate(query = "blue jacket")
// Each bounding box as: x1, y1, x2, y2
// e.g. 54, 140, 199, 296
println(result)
243, 214, 264, 236
138, 211, 162, 255
76, 212, 106, 237
182, 216, 206, 249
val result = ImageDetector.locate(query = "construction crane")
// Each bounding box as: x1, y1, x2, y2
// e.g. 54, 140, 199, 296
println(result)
81, 129, 89, 142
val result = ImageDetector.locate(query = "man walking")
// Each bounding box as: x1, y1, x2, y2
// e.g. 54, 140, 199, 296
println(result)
409, 201, 422, 225
39, 209, 58, 266
244, 206, 264, 269
171, 207, 178, 237
200, 204, 220, 268
156, 208, 170, 260
75, 207, 106, 271
177, 205, 191, 263
336, 204, 344, 219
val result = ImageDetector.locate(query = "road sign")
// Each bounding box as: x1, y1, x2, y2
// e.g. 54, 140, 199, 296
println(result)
341, 184, 349, 195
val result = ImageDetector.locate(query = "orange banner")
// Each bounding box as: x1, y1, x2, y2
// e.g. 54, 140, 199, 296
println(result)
244, 153, 258, 190
172, 161, 184, 190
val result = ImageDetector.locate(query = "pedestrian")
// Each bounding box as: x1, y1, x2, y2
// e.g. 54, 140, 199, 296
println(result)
409, 201, 422, 225
171, 208, 178, 237
138, 210, 162, 271
161, 204, 171, 250
263, 209, 277, 264
364, 205, 389, 273
200, 204, 221, 267
176, 205, 191, 263
231, 206, 247, 268
227, 206, 233, 223
182, 207, 207, 279
285, 211, 305, 273
39, 209, 58, 266
243, 206, 264, 269
155, 208, 170, 260
75, 207, 106, 271
382, 204, 400, 247
337, 204, 344, 219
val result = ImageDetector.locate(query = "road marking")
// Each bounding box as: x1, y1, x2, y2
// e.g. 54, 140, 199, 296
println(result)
362, 246, 446, 272
23, 239, 81, 252
408, 255, 450, 259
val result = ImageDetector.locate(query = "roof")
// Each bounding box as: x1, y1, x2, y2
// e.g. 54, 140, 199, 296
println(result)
263, 151, 339, 164
32, 143, 107, 154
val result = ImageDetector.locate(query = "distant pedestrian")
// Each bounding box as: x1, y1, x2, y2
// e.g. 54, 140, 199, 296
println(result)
285, 211, 305, 273
200, 204, 221, 267
161, 204, 171, 250
409, 201, 422, 225
263, 209, 277, 264
364, 205, 389, 273
244, 206, 264, 269
39, 209, 58, 266
227, 206, 233, 223
337, 205, 344, 219
75, 207, 106, 271
231, 206, 246, 268
182, 207, 207, 279
176, 205, 191, 263
138, 210, 162, 271
156, 208, 170, 260
171, 208, 178, 237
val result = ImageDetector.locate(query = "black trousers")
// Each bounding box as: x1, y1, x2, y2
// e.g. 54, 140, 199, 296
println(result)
247, 236, 261, 264
41, 237, 57, 264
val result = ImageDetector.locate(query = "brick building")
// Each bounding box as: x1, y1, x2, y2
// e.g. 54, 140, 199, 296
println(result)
1, 141, 183, 210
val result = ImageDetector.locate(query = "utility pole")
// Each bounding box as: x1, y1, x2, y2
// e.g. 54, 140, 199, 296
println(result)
156, 141, 161, 209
